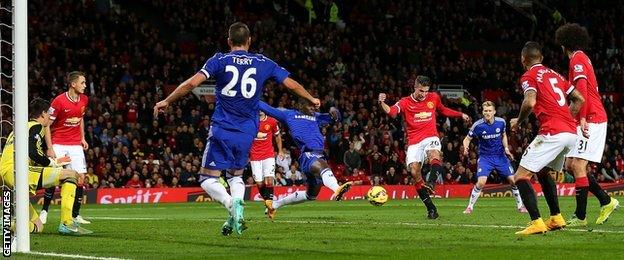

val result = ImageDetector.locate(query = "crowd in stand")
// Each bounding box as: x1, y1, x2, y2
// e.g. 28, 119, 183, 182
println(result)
1, 0, 623, 189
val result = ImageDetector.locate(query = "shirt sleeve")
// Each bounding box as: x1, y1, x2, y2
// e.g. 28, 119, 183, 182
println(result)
28, 124, 51, 166
199, 54, 220, 79
388, 100, 402, 117
48, 97, 61, 121
266, 57, 290, 84
272, 118, 281, 135
436, 94, 463, 118
520, 76, 538, 94
570, 57, 589, 83
468, 121, 479, 138
315, 113, 333, 126
259, 101, 288, 123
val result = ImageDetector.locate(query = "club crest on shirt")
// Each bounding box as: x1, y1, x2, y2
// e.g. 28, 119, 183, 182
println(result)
427, 102, 434, 109
496, 128, 500, 133
265, 125, 270, 131
574, 64, 583, 72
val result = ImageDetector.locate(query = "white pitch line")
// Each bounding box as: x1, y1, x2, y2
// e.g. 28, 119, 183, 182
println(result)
27, 251, 129, 260
90, 216, 624, 234
88, 217, 161, 220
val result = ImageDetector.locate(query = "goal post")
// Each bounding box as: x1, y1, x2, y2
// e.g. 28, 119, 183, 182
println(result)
13, 0, 29, 253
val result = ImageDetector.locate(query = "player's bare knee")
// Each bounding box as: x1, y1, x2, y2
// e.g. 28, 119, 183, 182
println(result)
476, 180, 486, 189
514, 166, 533, 181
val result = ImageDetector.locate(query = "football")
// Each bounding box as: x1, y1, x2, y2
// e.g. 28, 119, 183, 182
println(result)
367, 186, 388, 206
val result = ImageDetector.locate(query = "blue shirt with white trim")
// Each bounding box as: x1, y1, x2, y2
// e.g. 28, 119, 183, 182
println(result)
468, 117, 507, 157
200, 50, 290, 135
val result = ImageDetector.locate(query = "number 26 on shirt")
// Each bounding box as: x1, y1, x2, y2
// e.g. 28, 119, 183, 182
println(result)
222, 65, 257, 98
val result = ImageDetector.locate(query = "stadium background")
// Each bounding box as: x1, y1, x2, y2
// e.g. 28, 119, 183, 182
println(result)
1, 0, 624, 200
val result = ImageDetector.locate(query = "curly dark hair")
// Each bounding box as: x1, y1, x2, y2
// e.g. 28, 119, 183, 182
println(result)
555, 23, 590, 51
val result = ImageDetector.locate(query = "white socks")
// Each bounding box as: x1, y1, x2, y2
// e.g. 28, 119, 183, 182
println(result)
200, 177, 232, 209
226, 175, 245, 200
467, 186, 481, 209
511, 185, 524, 209
321, 169, 340, 192
273, 191, 308, 209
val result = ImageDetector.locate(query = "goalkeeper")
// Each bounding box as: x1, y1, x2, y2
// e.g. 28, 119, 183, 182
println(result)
0, 98, 91, 235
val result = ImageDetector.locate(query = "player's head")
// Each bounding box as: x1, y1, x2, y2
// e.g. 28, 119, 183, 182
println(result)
296, 97, 316, 116
259, 110, 266, 119
228, 22, 251, 50
29, 98, 51, 126
67, 71, 86, 94
521, 41, 543, 70
555, 23, 590, 55
481, 101, 496, 121
413, 75, 432, 101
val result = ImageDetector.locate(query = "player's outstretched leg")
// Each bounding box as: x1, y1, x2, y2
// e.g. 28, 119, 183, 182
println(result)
57, 170, 92, 235
514, 167, 548, 235
587, 169, 618, 225
536, 170, 565, 230
39, 186, 56, 224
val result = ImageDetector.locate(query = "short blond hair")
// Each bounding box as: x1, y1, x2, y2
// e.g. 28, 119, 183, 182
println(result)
67, 71, 85, 86
482, 101, 496, 109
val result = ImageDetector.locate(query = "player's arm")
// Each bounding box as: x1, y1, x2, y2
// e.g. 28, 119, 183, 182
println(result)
378, 93, 399, 118
275, 129, 284, 159
29, 125, 51, 166
462, 135, 472, 156
513, 89, 536, 128
44, 125, 55, 157
154, 73, 206, 116
574, 78, 589, 121
80, 119, 88, 150
259, 101, 288, 123
567, 88, 585, 118
282, 78, 320, 108
436, 95, 470, 122
502, 132, 514, 160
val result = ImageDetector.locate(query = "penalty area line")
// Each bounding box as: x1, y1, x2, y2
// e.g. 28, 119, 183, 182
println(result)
26, 251, 129, 260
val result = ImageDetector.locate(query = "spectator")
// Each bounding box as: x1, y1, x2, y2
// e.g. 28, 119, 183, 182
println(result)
600, 162, 619, 182
343, 142, 361, 173
384, 167, 401, 185
126, 174, 143, 188
276, 149, 292, 173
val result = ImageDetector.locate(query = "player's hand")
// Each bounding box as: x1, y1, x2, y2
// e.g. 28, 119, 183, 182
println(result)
462, 146, 469, 156
49, 155, 71, 167
46, 148, 56, 158
278, 150, 285, 160
505, 148, 515, 161
153, 100, 169, 117
461, 113, 471, 123
310, 98, 321, 109
378, 93, 387, 103
256, 132, 268, 139
510, 118, 519, 132
580, 118, 590, 138
81, 139, 89, 150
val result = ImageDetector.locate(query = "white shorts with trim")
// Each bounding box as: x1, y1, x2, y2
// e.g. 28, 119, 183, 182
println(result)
406, 136, 442, 167
519, 132, 577, 172
52, 144, 87, 174
565, 122, 607, 163
250, 157, 276, 182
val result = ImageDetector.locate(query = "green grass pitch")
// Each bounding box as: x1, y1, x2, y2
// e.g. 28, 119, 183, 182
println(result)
13, 196, 624, 259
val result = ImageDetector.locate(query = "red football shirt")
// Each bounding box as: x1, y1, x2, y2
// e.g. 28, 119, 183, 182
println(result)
569, 51, 608, 123
389, 92, 463, 145
249, 116, 280, 161
519, 64, 576, 135
49, 92, 89, 145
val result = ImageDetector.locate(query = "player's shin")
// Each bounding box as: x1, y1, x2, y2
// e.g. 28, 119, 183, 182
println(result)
537, 171, 560, 216
588, 173, 611, 206
263, 177, 274, 200
510, 185, 524, 208
60, 179, 77, 225
226, 173, 245, 200
320, 168, 340, 191
273, 190, 309, 209
572, 174, 589, 220
200, 175, 233, 209
72, 185, 84, 218
416, 181, 436, 211
467, 185, 481, 209
516, 179, 540, 220
427, 158, 443, 188
41, 186, 55, 212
